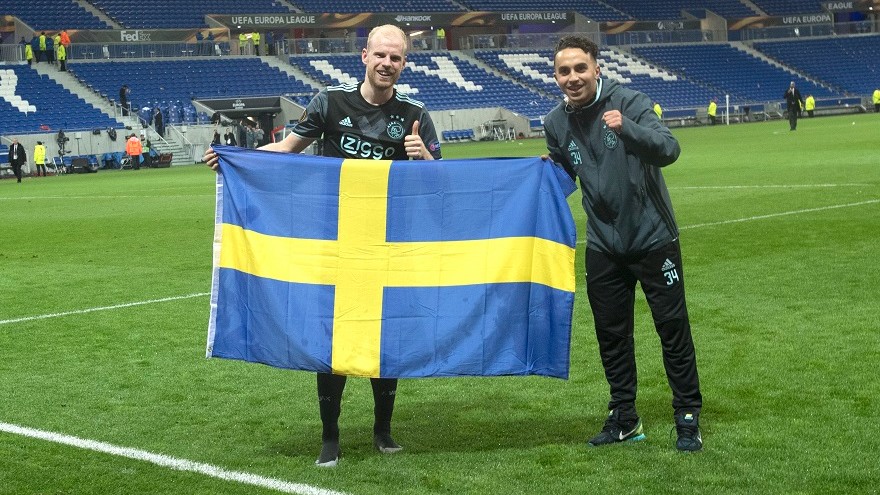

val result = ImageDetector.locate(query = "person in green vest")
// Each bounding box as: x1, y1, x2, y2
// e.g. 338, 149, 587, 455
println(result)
707, 98, 717, 125
435, 27, 446, 50
653, 101, 662, 119
33, 141, 47, 177
24, 42, 33, 66
57, 43, 67, 71
804, 94, 815, 117
252, 31, 261, 55
238, 32, 247, 55
53, 33, 62, 66
873, 88, 880, 113
38, 31, 47, 63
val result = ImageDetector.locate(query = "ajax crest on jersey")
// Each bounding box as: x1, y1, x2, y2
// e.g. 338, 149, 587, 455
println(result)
386, 121, 404, 139
603, 129, 619, 150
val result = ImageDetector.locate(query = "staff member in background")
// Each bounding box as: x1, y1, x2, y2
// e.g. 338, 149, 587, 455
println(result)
544, 35, 703, 452
653, 101, 662, 119
783, 81, 804, 131
142, 136, 152, 168
24, 41, 34, 66
125, 133, 142, 170
435, 26, 446, 50
60, 29, 71, 50
707, 97, 717, 125
266, 31, 275, 55
53, 32, 62, 66
57, 41, 67, 72
252, 31, 261, 56
119, 85, 130, 116
38, 31, 48, 63
33, 141, 47, 177
804, 94, 815, 118
8, 138, 27, 183
223, 128, 236, 146
873, 88, 879, 113
153, 107, 164, 137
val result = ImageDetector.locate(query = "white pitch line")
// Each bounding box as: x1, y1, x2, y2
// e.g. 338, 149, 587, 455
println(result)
0, 194, 213, 200
575, 199, 879, 244
0, 422, 347, 495
679, 199, 879, 230
671, 183, 871, 190
0, 293, 210, 326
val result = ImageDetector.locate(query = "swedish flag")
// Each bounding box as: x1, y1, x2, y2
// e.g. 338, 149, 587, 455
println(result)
207, 146, 577, 379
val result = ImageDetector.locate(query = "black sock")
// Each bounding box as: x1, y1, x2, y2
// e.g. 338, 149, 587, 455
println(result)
371, 378, 398, 435
317, 373, 346, 442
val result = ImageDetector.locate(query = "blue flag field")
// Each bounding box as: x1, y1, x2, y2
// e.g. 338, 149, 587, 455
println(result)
207, 146, 577, 379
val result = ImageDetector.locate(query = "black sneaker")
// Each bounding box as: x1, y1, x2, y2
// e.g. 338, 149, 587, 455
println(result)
373, 432, 403, 454
315, 440, 340, 467
588, 409, 646, 446
674, 413, 702, 452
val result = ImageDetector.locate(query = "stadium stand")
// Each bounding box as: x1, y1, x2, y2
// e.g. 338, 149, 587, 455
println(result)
289, 52, 557, 118
473, 48, 717, 109
0, 0, 109, 30
603, 0, 757, 19
68, 58, 316, 124
293, 0, 463, 13
0, 66, 122, 134
88, 0, 289, 29
458, 0, 630, 21
631, 43, 839, 104
1, 0, 876, 159
750, 0, 825, 16
754, 35, 880, 95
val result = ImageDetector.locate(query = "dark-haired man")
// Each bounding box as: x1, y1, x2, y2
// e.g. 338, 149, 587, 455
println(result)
784, 81, 804, 131
543, 35, 703, 452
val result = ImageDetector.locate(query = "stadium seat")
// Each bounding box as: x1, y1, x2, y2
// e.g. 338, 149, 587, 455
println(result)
0, 66, 123, 135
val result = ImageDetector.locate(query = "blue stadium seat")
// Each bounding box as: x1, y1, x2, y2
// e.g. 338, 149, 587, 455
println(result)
0, 0, 108, 29
289, 53, 556, 118
603, 0, 754, 19
88, 0, 289, 28
754, 35, 880, 95
68, 59, 316, 124
0, 66, 124, 135
631, 43, 840, 106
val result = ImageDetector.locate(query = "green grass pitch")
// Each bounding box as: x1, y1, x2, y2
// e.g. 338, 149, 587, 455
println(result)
1, 113, 878, 494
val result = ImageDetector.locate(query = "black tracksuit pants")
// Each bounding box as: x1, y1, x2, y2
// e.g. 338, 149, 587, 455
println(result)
586, 239, 702, 418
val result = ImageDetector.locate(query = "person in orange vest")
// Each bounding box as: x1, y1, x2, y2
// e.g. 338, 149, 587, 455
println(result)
125, 133, 142, 170
60, 29, 71, 49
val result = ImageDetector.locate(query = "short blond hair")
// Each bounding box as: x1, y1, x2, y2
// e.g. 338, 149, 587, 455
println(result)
366, 24, 409, 56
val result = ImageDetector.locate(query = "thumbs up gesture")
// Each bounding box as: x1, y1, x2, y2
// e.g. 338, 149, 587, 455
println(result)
404, 120, 432, 160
